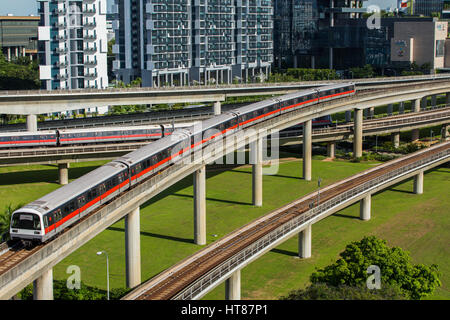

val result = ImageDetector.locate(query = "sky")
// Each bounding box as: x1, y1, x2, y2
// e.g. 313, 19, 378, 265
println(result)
1, 0, 397, 16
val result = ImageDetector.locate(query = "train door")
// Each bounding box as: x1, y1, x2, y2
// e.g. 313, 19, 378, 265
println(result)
54, 209, 62, 234
77, 195, 87, 219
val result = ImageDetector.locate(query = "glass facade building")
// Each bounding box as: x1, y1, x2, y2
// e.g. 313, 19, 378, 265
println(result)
274, 0, 368, 69
413, 0, 444, 16
0, 16, 39, 61
112, 0, 273, 87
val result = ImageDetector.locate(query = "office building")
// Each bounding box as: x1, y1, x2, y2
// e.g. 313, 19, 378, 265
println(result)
37, 0, 109, 90
0, 15, 39, 61
391, 19, 448, 69
112, 0, 273, 87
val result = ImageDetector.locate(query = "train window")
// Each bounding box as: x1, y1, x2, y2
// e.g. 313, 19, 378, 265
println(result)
44, 216, 48, 229
151, 154, 158, 165
78, 195, 86, 208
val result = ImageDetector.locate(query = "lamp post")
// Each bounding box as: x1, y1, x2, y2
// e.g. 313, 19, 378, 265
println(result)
317, 177, 322, 206
97, 251, 109, 300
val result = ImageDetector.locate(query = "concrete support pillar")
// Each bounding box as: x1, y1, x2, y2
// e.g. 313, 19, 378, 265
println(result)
58, 163, 69, 185
369, 107, 374, 118
431, 95, 437, 108
193, 165, 206, 245
392, 132, 400, 148
303, 120, 312, 181
421, 97, 427, 110
413, 171, 424, 195
27, 114, 37, 132
298, 224, 312, 259
33, 268, 53, 300
413, 99, 421, 113
345, 110, 352, 122
441, 124, 449, 141
225, 270, 241, 300
359, 194, 371, 221
213, 101, 221, 116
399, 102, 404, 114
251, 136, 263, 207
387, 104, 393, 116
353, 108, 363, 158
411, 129, 420, 141
125, 206, 141, 288
326, 142, 335, 159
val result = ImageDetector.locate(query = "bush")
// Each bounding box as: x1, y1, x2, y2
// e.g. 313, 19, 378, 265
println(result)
281, 282, 407, 300
19, 280, 130, 300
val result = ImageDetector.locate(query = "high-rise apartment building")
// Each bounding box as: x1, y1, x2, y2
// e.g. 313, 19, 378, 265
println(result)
112, 0, 273, 87
37, 0, 109, 90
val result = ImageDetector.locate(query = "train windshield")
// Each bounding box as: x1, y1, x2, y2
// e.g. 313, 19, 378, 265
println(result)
11, 212, 41, 230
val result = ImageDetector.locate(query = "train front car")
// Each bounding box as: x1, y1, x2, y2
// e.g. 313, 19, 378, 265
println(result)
10, 208, 44, 244
0, 131, 57, 148
10, 162, 129, 244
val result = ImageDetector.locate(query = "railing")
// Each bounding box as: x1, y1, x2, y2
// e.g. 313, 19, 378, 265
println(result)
0, 74, 449, 96
173, 147, 450, 300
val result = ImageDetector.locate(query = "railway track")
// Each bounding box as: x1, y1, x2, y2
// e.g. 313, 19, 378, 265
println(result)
131, 143, 450, 300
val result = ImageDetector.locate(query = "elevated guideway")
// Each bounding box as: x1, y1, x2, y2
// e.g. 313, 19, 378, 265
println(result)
1, 74, 449, 114
1, 78, 450, 300
0, 104, 448, 167
123, 142, 450, 300
0, 74, 449, 132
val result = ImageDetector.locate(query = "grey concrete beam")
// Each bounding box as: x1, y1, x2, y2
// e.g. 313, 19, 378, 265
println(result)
58, 163, 69, 185
213, 101, 221, 116
125, 206, 141, 288
251, 136, 263, 207
27, 115, 37, 132
353, 108, 363, 158
303, 119, 312, 181
392, 132, 400, 148
413, 171, 424, 195
298, 224, 312, 259
359, 194, 371, 221
327, 142, 335, 159
33, 268, 53, 300
413, 99, 421, 113
194, 165, 206, 245
225, 270, 241, 300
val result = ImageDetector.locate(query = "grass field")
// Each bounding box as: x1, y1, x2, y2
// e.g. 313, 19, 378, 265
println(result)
0, 155, 448, 300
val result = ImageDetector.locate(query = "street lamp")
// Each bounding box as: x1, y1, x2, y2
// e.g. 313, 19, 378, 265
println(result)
96, 251, 109, 300
317, 177, 322, 206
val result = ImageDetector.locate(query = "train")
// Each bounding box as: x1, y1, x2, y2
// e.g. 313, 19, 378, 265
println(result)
0, 123, 195, 148
9, 83, 355, 244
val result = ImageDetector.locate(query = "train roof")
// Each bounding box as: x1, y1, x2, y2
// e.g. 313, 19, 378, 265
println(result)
114, 130, 190, 166
0, 130, 56, 137
22, 161, 128, 215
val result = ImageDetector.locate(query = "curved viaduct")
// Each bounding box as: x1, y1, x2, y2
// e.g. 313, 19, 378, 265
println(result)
0, 79, 449, 300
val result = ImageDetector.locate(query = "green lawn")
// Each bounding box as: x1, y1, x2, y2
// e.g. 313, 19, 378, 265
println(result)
0, 157, 448, 300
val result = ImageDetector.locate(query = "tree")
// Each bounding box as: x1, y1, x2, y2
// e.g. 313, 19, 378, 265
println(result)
0, 53, 40, 90
310, 236, 441, 300
0, 204, 23, 241
281, 282, 407, 300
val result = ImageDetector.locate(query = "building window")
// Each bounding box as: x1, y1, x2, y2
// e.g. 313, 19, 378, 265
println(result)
436, 40, 445, 57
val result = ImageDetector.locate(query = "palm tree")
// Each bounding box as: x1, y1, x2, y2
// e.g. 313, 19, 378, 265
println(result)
0, 204, 23, 242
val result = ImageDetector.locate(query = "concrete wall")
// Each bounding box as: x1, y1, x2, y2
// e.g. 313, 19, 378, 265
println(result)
391, 20, 448, 69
